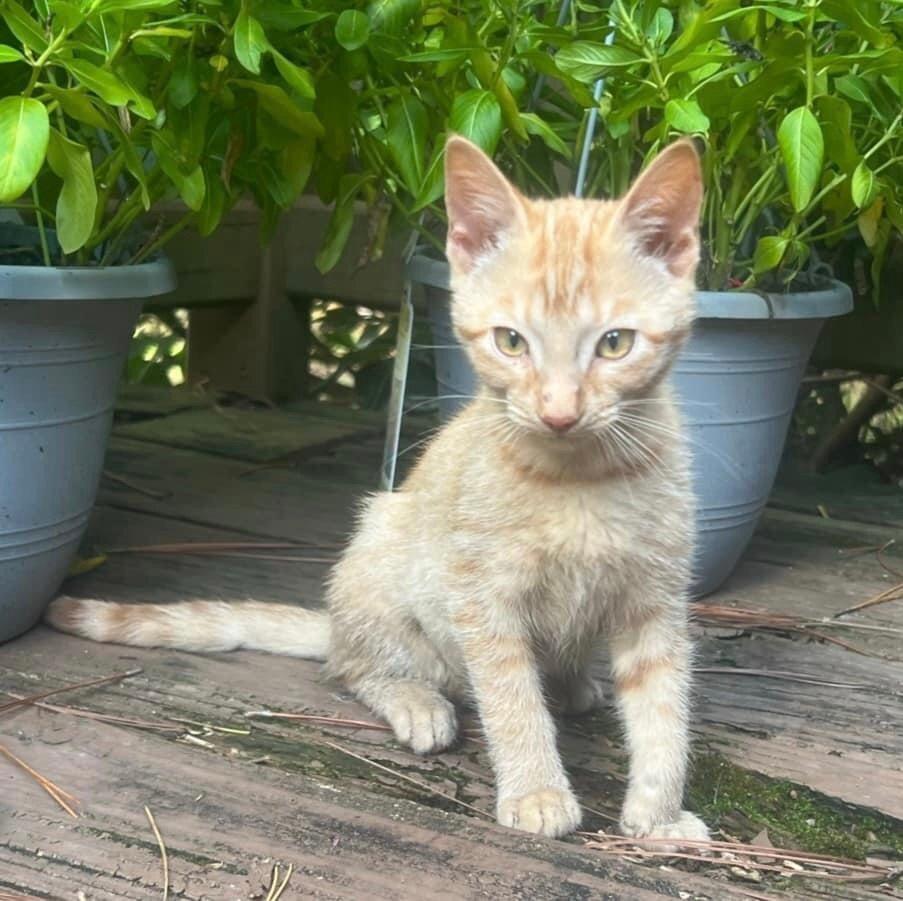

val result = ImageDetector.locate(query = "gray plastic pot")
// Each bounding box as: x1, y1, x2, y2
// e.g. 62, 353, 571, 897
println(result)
0, 259, 176, 643
409, 256, 852, 598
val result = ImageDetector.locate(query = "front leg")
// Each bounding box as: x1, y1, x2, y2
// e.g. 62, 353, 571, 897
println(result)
453, 599, 581, 838
610, 607, 709, 846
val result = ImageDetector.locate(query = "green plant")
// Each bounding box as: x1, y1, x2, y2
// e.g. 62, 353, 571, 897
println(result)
319, 0, 901, 297
0, 0, 325, 266
548, 0, 903, 293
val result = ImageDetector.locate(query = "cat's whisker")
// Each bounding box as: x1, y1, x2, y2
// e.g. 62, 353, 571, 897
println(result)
616, 414, 744, 480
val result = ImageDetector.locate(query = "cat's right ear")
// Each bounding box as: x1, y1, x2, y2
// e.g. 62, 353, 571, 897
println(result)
444, 136, 526, 273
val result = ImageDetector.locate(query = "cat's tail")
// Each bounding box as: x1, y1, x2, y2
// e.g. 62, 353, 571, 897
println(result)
44, 596, 330, 661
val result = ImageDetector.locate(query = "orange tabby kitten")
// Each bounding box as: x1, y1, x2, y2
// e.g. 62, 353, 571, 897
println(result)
48, 135, 708, 843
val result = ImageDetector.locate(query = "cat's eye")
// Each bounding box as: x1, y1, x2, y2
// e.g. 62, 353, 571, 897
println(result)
493, 328, 528, 357
596, 329, 636, 360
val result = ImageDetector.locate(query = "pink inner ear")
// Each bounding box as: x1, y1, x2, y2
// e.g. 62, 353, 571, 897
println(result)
620, 141, 703, 279
444, 136, 524, 271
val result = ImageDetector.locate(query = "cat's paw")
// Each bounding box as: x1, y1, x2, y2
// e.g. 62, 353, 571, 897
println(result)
384, 690, 458, 755
620, 809, 710, 852
497, 788, 582, 838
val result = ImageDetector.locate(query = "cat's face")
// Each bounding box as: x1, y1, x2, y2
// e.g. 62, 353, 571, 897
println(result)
444, 137, 702, 439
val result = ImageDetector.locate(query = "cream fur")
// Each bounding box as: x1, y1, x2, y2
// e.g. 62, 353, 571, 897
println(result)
46, 137, 709, 844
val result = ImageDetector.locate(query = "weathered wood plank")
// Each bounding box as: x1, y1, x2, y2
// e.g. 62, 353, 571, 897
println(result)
1, 669, 762, 900
113, 407, 380, 464
1, 626, 893, 901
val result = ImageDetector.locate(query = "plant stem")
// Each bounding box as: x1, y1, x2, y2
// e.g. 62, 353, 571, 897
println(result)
805, 4, 815, 106
31, 183, 52, 267
131, 212, 192, 264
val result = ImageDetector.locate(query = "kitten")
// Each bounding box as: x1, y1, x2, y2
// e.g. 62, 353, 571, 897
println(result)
47, 135, 708, 843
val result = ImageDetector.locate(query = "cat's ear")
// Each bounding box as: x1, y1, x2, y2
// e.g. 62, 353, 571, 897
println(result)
444, 135, 526, 272
617, 139, 703, 279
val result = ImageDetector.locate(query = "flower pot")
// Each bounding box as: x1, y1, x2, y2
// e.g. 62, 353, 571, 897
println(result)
0, 259, 176, 642
408, 256, 852, 598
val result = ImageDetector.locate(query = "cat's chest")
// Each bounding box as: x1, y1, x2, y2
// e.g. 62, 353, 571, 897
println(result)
513, 479, 646, 562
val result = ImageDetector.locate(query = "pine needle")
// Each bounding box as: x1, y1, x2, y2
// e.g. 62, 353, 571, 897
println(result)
321, 739, 493, 820
0, 668, 143, 716
144, 805, 169, 901
0, 743, 79, 818
578, 832, 893, 882
264, 863, 294, 901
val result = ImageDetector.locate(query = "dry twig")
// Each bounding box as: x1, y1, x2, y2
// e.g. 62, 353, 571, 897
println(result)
145, 805, 169, 901
2, 692, 182, 733
102, 469, 171, 500
0, 668, 142, 717
696, 667, 866, 689
579, 833, 893, 882
321, 739, 492, 820
0, 743, 78, 817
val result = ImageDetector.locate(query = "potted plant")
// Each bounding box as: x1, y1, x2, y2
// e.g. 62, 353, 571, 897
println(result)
333, 0, 903, 595
0, 0, 324, 641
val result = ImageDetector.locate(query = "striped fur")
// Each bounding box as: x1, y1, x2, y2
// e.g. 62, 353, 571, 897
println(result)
47, 136, 708, 844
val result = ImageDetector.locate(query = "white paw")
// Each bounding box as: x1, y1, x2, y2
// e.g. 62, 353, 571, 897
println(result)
384, 692, 458, 754
497, 788, 582, 838
620, 809, 710, 852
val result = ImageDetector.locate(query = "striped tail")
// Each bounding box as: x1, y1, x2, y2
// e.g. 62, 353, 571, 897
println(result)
45, 596, 330, 660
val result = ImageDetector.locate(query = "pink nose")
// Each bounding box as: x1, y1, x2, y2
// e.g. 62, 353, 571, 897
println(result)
541, 413, 579, 433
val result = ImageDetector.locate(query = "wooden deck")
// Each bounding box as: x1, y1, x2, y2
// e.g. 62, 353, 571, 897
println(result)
2, 387, 902, 900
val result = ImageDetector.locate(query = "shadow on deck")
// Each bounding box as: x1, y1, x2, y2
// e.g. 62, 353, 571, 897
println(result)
1, 386, 901, 900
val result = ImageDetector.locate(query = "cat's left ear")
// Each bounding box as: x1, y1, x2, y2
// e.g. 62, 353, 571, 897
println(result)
444, 135, 526, 273
617, 139, 703, 279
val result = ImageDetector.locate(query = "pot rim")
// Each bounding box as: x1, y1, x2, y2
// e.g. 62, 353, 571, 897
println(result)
407, 255, 853, 321
0, 256, 176, 301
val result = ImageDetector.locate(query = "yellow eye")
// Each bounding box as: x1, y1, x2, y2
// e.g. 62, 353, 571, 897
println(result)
596, 329, 636, 360
493, 327, 528, 357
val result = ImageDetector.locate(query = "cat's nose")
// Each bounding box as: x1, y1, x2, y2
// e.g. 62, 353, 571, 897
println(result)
541, 412, 579, 433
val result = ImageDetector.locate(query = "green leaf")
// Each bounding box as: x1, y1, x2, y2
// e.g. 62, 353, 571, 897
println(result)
752, 235, 789, 274
851, 161, 877, 209
335, 10, 370, 51
555, 42, 641, 82
152, 132, 206, 211
91, 0, 179, 12
413, 141, 445, 211
664, 99, 710, 134
777, 106, 824, 212
68, 60, 133, 106
449, 89, 502, 155
281, 135, 315, 200
196, 169, 227, 237
46, 130, 97, 253
314, 73, 355, 160
835, 74, 871, 105
386, 92, 427, 194
519, 112, 569, 157
315, 174, 371, 273
645, 8, 674, 45
272, 51, 315, 100
398, 48, 472, 63
1, 1, 47, 53
232, 81, 324, 138
175, 164, 205, 210
168, 56, 199, 109
42, 86, 108, 129
368, 0, 420, 34
0, 44, 25, 63
816, 95, 858, 174
0, 97, 49, 203
234, 11, 268, 75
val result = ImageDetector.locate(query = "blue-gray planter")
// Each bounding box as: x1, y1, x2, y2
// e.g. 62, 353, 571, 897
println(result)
409, 256, 852, 598
0, 259, 176, 643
